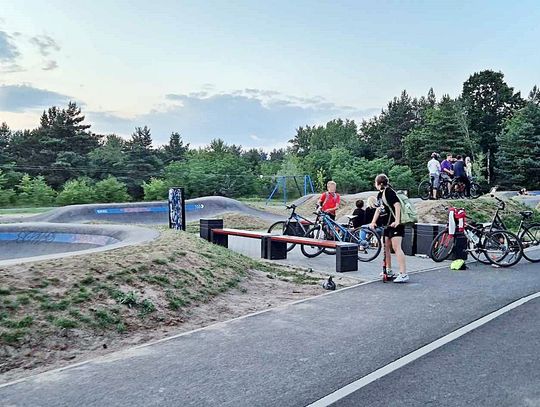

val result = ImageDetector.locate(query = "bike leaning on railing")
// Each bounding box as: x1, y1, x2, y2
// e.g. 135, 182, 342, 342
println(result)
430, 207, 523, 267
301, 210, 382, 262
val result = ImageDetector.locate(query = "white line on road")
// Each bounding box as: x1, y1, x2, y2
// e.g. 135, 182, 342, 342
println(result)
306, 291, 540, 407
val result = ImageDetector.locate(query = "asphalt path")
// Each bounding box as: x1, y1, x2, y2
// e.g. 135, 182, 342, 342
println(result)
332, 297, 540, 407
1, 260, 538, 406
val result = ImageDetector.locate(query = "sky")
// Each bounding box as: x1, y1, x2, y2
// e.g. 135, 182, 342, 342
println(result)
1, 0, 539, 149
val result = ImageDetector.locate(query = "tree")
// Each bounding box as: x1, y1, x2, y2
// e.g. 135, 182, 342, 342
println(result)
529, 85, 540, 106
124, 126, 162, 198
94, 176, 130, 203
31, 102, 102, 188
142, 178, 169, 201
88, 134, 127, 180
495, 103, 540, 189
56, 178, 96, 205
462, 70, 525, 155
16, 174, 56, 206
161, 132, 189, 163
404, 96, 478, 179
360, 90, 418, 162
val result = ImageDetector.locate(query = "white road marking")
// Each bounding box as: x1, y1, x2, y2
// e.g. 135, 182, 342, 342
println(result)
306, 291, 540, 407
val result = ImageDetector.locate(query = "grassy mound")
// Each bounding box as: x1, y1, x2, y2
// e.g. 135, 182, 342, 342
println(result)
0, 228, 323, 377
415, 196, 540, 229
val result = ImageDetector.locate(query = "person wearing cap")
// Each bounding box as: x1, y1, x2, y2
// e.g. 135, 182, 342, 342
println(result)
427, 152, 441, 200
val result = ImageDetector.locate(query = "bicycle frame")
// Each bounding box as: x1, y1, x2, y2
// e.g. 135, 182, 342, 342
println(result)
319, 212, 355, 242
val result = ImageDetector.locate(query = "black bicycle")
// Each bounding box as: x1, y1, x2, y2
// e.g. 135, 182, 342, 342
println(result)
267, 204, 317, 252
419, 176, 481, 200
430, 207, 523, 267
483, 193, 540, 263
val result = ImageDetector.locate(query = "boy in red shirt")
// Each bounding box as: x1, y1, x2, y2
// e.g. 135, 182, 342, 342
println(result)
318, 181, 340, 220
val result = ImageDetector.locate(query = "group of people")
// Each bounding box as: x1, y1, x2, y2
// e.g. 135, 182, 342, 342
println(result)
317, 176, 409, 283
427, 153, 473, 199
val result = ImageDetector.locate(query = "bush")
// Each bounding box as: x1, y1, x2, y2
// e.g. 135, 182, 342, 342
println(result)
94, 176, 130, 203
16, 174, 56, 206
56, 178, 96, 205
142, 178, 169, 201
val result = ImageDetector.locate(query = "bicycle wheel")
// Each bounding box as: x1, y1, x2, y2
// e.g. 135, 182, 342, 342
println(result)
482, 230, 523, 267
430, 229, 455, 262
352, 227, 382, 262
468, 236, 491, 264
519, 224, 540, 263
418, 180, 431, 200
267, 221, 296, 252
470, 182, 482, 199
300, 225, 325, 258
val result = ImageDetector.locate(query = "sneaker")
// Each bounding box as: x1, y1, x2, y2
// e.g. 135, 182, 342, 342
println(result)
393, 273, 409, 283
379, 269, 394, 278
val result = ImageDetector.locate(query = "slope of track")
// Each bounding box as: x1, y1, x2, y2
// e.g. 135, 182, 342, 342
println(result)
3, 196, 282, 225
0, 222, 158, 266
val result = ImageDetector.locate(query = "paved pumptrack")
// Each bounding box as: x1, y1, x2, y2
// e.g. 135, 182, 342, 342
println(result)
0, 196, 281, 264
1, 260, 538, 406
1, 194, 538, 406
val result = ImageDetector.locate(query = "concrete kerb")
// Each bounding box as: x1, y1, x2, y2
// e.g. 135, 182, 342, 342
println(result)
0, 261, 453, 389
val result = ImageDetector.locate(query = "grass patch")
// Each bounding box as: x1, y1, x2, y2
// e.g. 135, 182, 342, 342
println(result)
53, 318, 78, 329
0, 329, 28, 345
0, 287, 11, 296
2, 316, 33, 329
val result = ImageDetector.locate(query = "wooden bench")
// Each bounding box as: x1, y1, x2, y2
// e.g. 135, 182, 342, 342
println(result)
200, 219, 358, 272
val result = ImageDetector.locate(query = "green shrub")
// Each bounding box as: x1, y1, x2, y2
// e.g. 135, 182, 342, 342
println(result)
142, 178, 169, 201
16, 174, 56, 206
56, 178, 96, 205
94, 176, 130, 203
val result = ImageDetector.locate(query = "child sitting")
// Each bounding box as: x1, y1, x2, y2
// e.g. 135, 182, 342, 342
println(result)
351, 200, 366, 228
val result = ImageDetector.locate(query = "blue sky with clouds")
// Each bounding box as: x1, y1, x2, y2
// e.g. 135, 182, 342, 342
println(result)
1, 0, 539, 148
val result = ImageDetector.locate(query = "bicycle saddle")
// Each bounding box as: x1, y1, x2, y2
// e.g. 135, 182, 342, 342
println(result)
520, 211, 533, 218
346, 215, 358, 219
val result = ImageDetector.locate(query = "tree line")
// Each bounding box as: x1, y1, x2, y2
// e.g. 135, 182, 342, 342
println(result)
0, 69, 538, 207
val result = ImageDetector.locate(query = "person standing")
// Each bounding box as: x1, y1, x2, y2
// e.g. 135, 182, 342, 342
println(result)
427, 152, 441, 199
453, 155, 471, 197
440, 154, 454, 195
317, 181, 340, 220
369, 174, 408, 283
465, 156, 473, 179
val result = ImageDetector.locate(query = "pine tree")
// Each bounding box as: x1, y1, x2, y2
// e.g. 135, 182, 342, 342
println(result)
125, 126, 162, 198
495, 103, 540, 189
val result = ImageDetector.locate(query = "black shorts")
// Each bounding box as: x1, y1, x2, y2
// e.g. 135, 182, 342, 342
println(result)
383, 224, 405, 238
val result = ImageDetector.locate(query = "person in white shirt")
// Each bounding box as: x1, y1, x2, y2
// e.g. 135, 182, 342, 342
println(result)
465, 156, 473, 179
427, 152, 441, 200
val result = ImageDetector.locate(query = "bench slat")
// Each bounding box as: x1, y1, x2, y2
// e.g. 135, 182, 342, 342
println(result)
270, 235, 341, 248
212, 229, 267, 239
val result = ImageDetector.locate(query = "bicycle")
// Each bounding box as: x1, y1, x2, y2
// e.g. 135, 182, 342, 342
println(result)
449, 178, 482, 199
301, 210, 382, 262
419, 175, 481, 200
482, 192, 540, 263
430, 207, 523, 267
267, 204, 317, 252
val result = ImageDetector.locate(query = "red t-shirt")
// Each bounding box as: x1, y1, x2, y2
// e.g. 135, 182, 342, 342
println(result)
320, 192, 340, 214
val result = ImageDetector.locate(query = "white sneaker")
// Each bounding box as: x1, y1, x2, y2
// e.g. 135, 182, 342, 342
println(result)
393, 273, 409, 283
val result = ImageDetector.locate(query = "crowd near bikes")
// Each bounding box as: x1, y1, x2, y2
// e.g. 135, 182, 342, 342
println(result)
267, 174, 539, 283
419, 153, 482, 200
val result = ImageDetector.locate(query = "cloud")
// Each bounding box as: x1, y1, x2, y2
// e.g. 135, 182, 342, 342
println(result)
42, 60, 58, 71
0, 31, 23, 73
0, 31, 20, 61
0, 84, 72, 112
88, 90, 379, 149
29, 34, 60, 56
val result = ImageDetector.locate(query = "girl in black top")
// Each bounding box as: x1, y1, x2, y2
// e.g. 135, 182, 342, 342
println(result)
369, 174, 408, 283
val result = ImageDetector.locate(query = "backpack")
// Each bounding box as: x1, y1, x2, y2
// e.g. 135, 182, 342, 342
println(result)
383, 189, 418, 225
